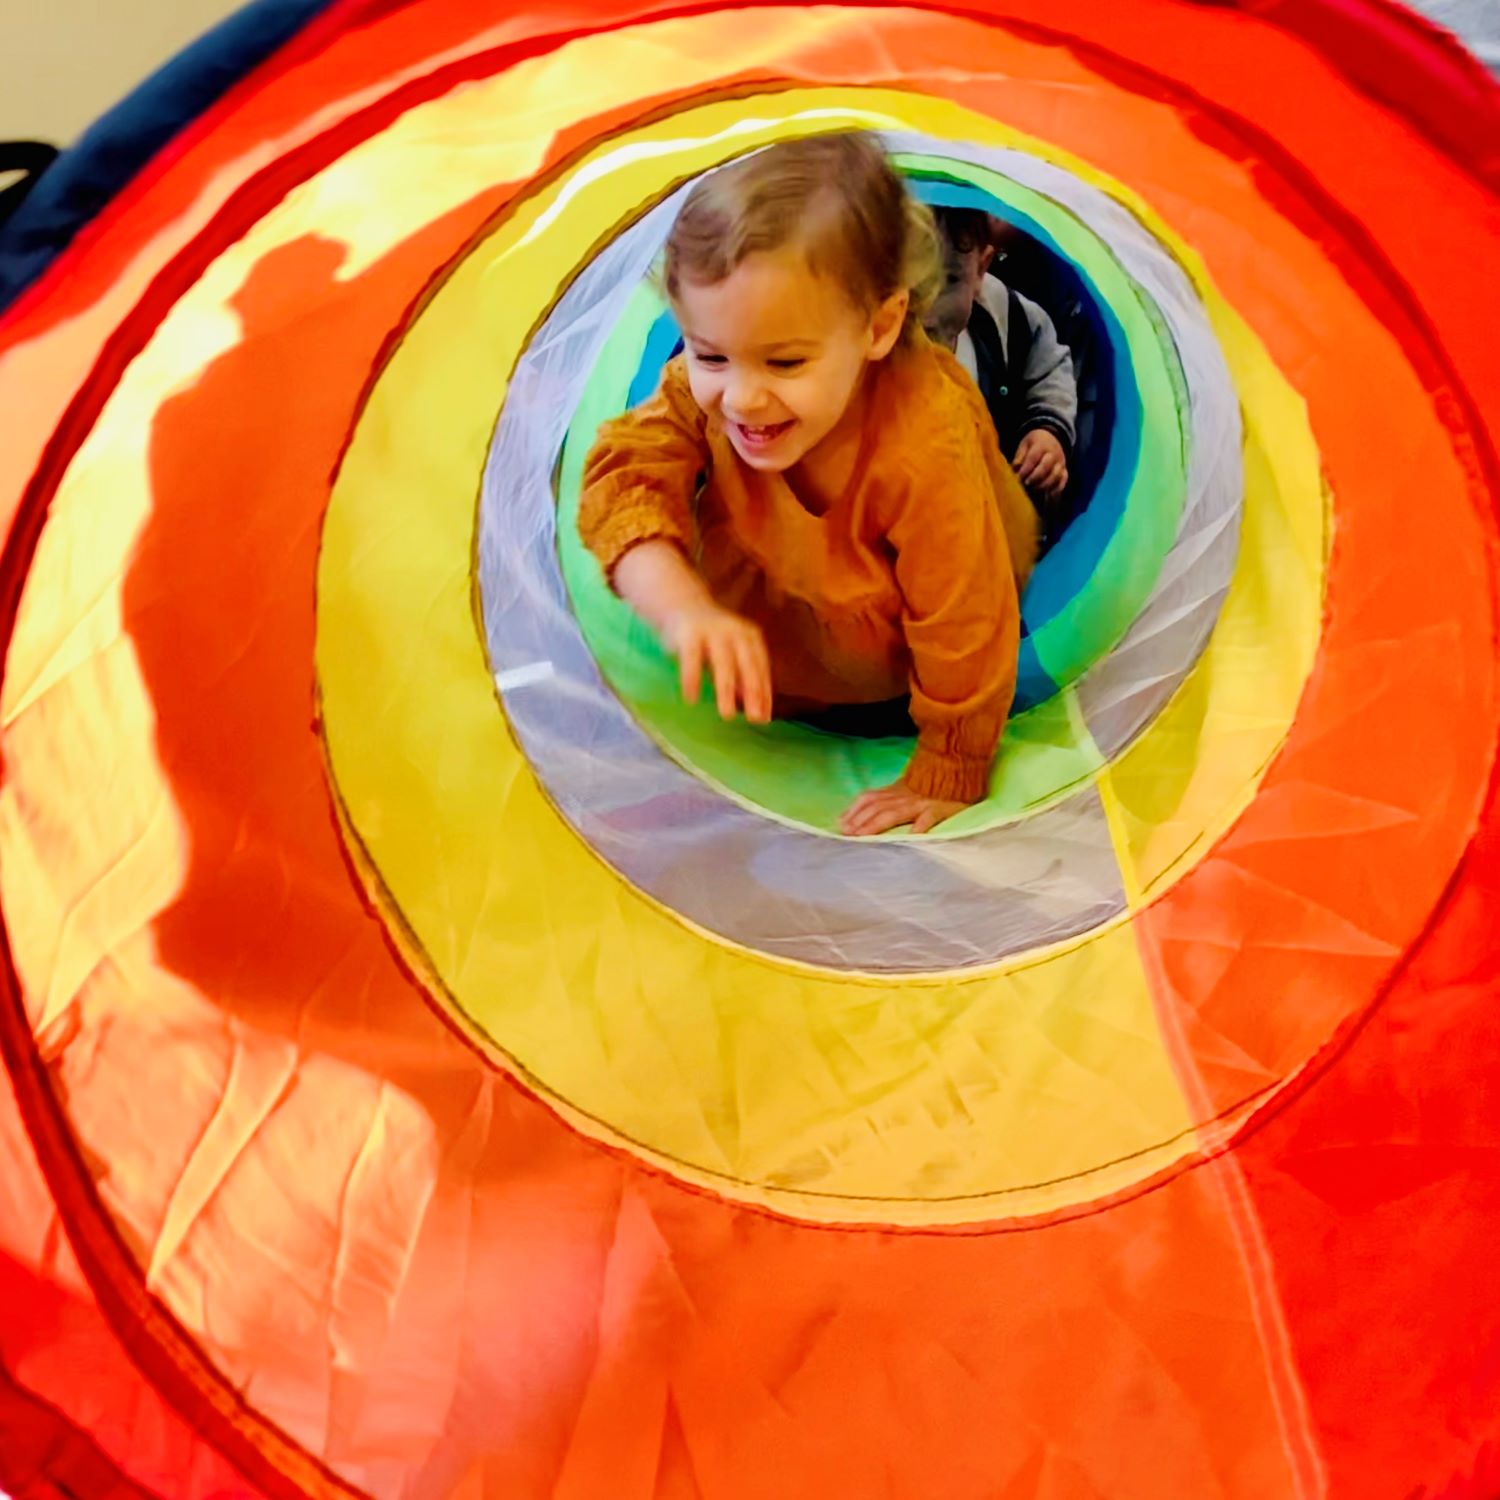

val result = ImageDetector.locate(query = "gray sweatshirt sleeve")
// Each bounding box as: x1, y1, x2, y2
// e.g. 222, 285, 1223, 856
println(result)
1015, 290, 1077, 454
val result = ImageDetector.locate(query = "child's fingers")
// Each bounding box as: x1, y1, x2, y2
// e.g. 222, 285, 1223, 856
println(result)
709, 635, 740, 719
679, 633, 704, 704
839, 789, 875, 826
839, 793, 877, 834
736, 632, 772, 723
843, 790, 964, 836
911, 803, 960, 834
842, 789, 918, 837
751, 630, 773, 721
857, 803, 917, 836
1023, 453, 1067, 497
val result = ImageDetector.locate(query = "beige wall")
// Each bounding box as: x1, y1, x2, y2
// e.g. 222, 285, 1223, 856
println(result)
1, 0, 246, 145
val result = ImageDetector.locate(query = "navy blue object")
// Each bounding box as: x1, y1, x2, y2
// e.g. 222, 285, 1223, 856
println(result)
0, 0, 339, 313
0, 143, 60, 231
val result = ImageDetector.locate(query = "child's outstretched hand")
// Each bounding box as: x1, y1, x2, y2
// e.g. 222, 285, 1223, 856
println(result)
840, 781, 968, 837
1013, 428, 1068, 498
614, 539, 771, 722
663, 600, 773, 723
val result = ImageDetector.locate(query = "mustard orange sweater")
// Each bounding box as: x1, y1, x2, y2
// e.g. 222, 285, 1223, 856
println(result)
578, 340, 1038, 802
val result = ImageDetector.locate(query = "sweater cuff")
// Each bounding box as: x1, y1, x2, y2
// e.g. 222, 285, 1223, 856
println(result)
587, 509, 693, 590
903, 744, 993, 803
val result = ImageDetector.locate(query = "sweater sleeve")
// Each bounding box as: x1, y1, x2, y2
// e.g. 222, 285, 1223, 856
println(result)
884, 424, 1026, 804
578, 355, 708, 583
1015, 290, 1077, 454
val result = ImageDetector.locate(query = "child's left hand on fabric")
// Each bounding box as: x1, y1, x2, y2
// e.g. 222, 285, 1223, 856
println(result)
840, 781, 970, 837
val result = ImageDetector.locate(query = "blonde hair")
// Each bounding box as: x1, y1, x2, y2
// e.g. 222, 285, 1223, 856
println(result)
663, 132, 942, 343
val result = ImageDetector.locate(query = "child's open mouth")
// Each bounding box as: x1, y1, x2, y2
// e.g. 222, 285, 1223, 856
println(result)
734, 419, 795, 451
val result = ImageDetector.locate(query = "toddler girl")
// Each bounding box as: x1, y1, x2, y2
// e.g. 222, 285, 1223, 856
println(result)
579, 133, 1037, 836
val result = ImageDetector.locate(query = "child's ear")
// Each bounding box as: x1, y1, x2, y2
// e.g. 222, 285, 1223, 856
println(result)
868, 288, 909, 359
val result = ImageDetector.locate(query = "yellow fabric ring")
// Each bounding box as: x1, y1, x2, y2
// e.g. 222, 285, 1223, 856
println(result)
316, 82, 1325, 1223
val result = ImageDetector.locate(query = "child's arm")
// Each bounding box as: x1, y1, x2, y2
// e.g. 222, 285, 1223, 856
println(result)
579, 357, 771, 722
841, 436, 1028, 837
1011, 292, 1076, 499
614, 542, 771, 722
579, 356, 704, 574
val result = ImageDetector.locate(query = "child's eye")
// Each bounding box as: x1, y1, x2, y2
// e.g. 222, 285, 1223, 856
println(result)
768, 358, 806, 371
691, 351, 727, 367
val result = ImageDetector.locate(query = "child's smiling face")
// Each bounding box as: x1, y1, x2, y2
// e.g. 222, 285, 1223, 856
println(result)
675, 246, 906, 473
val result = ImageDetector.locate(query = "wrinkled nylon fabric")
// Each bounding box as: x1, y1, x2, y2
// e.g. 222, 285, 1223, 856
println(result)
0, 1, 1497, 1498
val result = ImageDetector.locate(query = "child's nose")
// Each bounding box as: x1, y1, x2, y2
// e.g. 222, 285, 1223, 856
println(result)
724, 368, 770, 417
